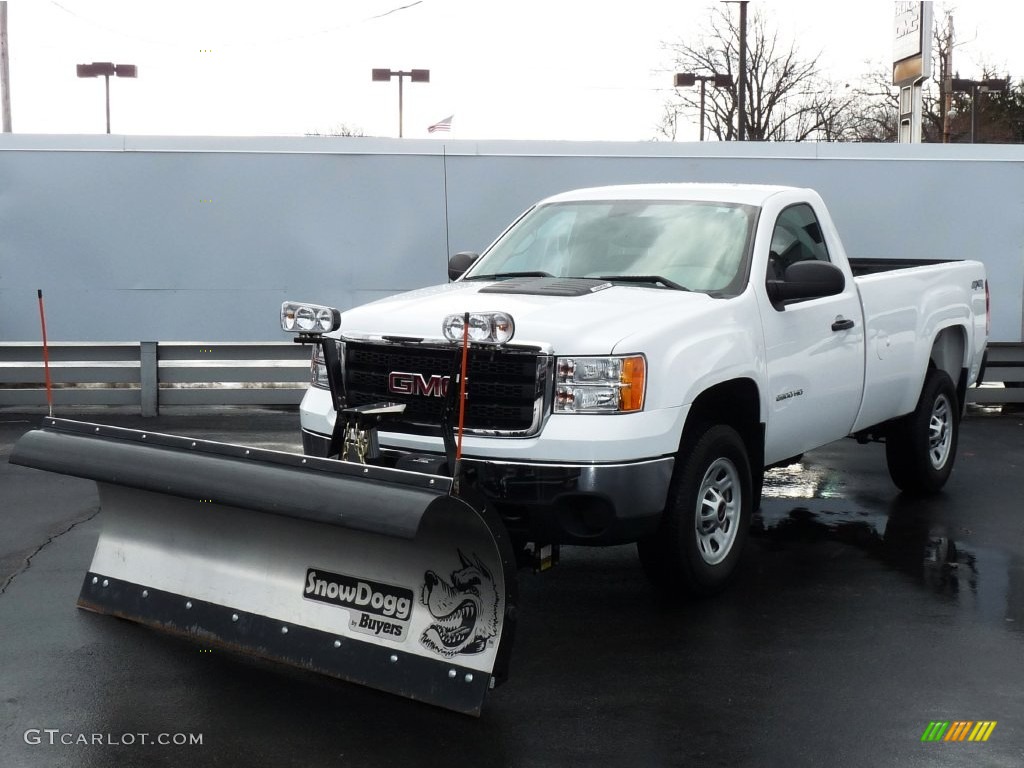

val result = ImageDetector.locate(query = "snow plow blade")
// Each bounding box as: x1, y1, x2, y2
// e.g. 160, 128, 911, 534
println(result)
10, 417, 518, 716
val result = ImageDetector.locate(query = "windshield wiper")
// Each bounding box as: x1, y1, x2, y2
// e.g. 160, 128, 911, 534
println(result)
463, 271, 554, 280
597, 275, 689, 291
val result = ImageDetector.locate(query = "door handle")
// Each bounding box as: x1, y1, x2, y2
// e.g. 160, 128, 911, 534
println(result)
831, 318, 855, 332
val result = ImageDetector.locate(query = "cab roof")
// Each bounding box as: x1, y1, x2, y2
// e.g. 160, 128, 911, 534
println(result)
539, 182, 801, 208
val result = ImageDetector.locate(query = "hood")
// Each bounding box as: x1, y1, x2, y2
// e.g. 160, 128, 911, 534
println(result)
337, 278, 719, 354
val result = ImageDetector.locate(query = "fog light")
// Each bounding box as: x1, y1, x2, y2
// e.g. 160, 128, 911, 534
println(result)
281, 301, 341, 334
442, 312, 515, 345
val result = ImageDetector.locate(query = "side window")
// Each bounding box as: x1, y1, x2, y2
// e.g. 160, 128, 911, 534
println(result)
768, 204, 831, 279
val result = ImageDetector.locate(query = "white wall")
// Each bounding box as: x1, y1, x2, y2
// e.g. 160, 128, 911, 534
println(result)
1, 136, 1021, 341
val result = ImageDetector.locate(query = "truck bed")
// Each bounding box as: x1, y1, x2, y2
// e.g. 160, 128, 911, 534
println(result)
849, 257, 957, 276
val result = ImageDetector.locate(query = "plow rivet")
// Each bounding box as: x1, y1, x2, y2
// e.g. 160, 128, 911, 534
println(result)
142, 590, 149, 598
102, 579, 109, 587
333, 640, 341, 648
390, 654, 398, 663
465, 673, 474, 683
302, 459, 307, 464
185, 601, 193, 610
245, 450, 250, 455
429, 479, 435, 485
91, 577, 98, 585
448, 669, 457, 679
141, 434, 147, 439
363, 468, 369, 474
95, 427, 101, 433
281, 626, 288, 634
191, 442, 197, 448
231, 613, 239, 622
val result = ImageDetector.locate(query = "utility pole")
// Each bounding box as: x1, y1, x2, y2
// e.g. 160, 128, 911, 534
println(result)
1, 2, 12, 132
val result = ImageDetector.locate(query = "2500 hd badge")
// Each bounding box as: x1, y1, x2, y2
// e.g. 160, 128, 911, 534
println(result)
304, 568, 413, 641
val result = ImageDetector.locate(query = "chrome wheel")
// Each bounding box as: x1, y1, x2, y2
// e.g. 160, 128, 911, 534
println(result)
694, 457, 741, 566
928, 393, 953, 470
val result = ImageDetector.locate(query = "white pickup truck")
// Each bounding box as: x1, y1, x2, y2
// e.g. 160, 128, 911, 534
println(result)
296, 183, 988, 596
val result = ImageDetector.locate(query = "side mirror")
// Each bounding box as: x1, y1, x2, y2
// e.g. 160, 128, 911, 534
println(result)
448, 251, 480, 281
766, 260, 846, 308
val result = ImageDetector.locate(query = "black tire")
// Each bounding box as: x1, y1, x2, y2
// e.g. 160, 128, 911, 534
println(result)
886, 368, 959, 495
637, 424, 753, 598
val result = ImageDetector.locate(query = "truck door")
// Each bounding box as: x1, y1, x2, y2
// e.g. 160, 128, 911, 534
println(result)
759, 203, 865, 464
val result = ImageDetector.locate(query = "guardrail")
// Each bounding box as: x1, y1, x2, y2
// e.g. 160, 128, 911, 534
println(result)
1, 341, 1021, 415
0, 342, 311, 416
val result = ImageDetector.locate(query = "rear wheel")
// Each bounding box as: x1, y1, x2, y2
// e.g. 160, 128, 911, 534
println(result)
638, 424, 752, 598
886, 368, 959, 495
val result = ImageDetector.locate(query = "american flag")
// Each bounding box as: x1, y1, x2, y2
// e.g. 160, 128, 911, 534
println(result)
428, 115, 453, 133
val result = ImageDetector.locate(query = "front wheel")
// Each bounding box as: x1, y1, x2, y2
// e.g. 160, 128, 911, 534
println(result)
886, 368, 959, 495
638, 424, 753, 598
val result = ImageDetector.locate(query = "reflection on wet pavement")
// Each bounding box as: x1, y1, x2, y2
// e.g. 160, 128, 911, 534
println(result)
756, 462, 1021, 630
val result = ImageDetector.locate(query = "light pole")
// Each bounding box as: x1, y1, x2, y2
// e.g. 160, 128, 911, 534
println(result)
674, 72, 734, 141
721, 1, 748, 140
371, 68, 429, 138
76, 62, 136, 134
951, 77, 1008, 143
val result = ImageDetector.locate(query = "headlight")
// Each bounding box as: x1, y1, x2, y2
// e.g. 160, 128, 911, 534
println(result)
442, 312, 515, 345
281, 301, 341, 334
555, 355, 646, 413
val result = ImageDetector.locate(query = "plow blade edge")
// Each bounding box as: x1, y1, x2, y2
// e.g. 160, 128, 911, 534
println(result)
10, 418, 517, 716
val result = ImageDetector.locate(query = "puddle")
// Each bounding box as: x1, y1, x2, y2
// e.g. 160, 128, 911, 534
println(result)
755, 463, 1021, 629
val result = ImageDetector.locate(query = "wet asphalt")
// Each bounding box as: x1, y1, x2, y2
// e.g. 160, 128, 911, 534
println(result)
1, 405, 1022, 768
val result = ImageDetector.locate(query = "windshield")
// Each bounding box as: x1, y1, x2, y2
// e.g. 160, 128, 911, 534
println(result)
464, 200, 758, 294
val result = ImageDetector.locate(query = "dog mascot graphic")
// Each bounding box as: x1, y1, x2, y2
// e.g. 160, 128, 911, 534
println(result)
420, 550, 499, 657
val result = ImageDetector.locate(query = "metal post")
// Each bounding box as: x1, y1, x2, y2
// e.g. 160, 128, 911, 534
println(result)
398, 75, 404, 138
104, 74, 111, 134
942, 14, 954, 144
699, 79, 707, 141
970, 84, 977, 144
737, 0, 747, 141
140, 341, 159, 416
0, 1, 11, 132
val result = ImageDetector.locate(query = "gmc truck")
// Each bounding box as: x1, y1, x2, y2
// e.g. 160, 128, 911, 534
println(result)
295, 183, 989, 596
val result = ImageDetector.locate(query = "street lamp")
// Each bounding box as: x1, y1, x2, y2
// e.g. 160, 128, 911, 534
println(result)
950, 76, 1008, 143
674, 72, 734, 141
722, 0, 748, 140
76, 62, 136, 134
371, 68, 429, 138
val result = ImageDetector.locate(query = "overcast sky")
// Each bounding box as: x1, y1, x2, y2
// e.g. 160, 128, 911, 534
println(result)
3, 1, 1023, 141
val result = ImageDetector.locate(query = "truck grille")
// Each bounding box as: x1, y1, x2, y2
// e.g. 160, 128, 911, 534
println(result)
342, 342, 549, 435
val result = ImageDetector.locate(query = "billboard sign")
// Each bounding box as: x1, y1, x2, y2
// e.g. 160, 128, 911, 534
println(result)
893, 1, 933, 84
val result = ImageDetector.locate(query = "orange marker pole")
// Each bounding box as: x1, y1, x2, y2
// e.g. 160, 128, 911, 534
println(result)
37, 290, 54, 417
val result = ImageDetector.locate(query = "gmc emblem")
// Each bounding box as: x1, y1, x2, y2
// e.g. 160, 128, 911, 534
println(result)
388, 371, 452, 397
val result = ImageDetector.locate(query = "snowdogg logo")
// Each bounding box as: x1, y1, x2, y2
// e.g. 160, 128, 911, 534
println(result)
304, 568, 413, 641
388, 371, 451, 398
420, 551, 500, 658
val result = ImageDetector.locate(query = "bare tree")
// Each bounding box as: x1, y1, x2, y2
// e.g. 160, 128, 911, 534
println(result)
305, 122, 366, 137
834, 66, 900, 142
659, 6, 851, 141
